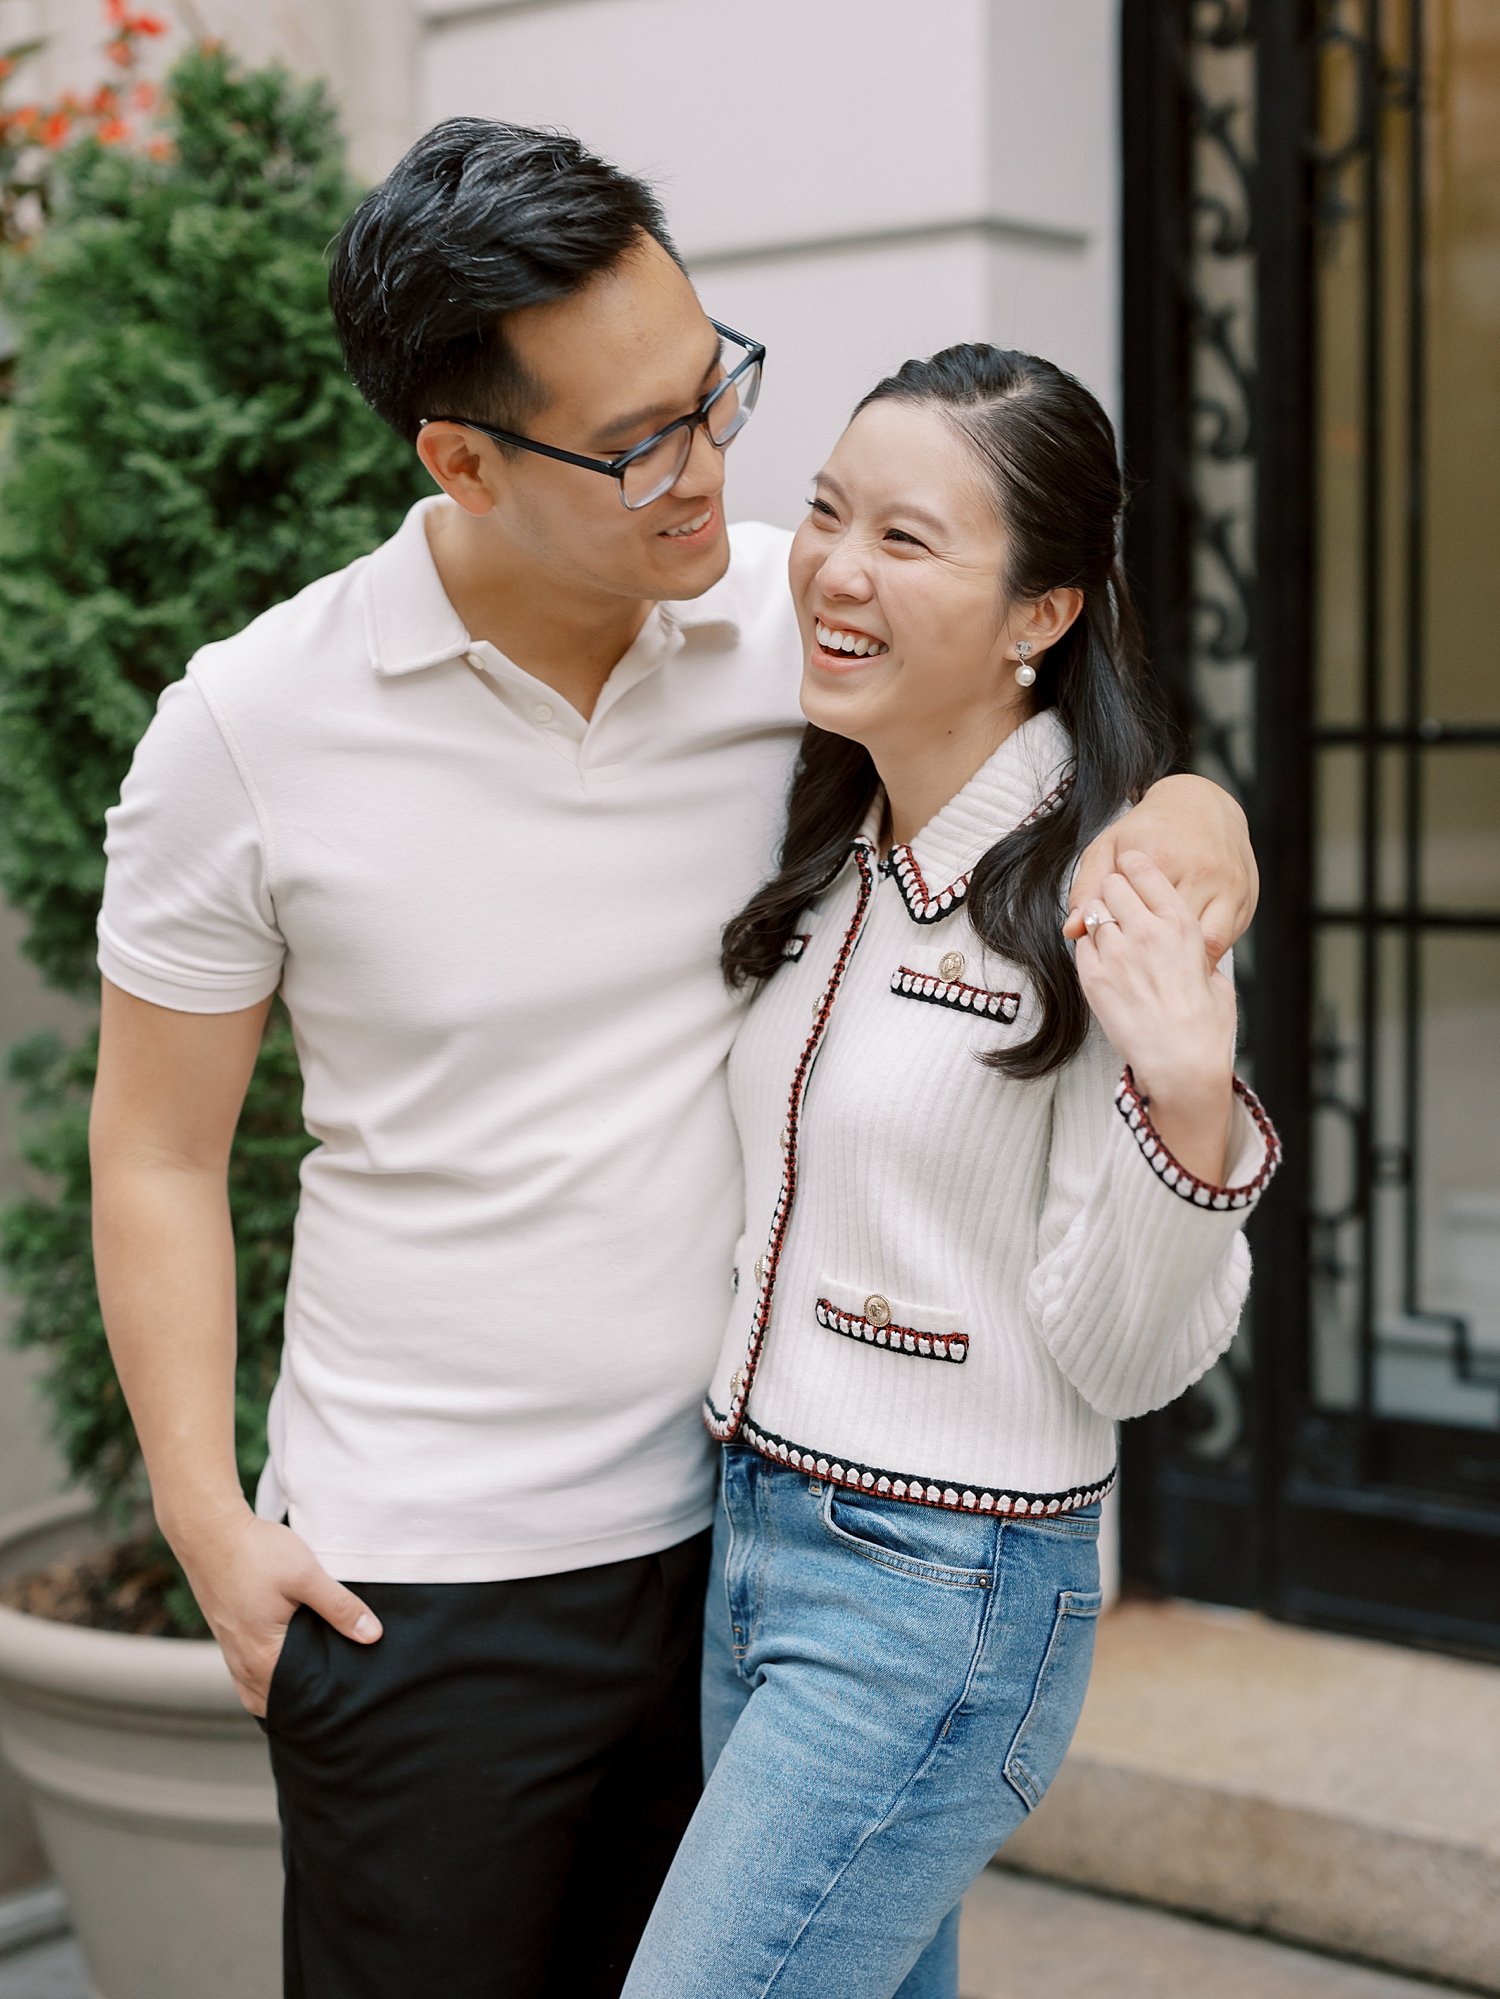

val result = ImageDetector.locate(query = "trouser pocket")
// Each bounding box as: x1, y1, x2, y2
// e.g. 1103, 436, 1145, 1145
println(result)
259, 1602, 318, 1736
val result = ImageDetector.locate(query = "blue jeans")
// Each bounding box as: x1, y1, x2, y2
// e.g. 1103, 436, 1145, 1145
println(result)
621, 1444, 1102, 1999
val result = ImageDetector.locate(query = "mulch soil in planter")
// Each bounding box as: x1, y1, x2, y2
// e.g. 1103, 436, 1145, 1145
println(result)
0, 1539, 203, 1638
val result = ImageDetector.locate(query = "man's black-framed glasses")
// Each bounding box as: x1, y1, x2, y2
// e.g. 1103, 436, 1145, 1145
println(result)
419, 319, 765, 512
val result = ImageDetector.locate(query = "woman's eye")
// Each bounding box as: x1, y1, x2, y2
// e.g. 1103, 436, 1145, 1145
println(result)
807, 496, 837, 521
884, 528, 926, 549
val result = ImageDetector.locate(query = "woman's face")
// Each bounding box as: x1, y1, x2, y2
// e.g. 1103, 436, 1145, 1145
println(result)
789, 399, 1023, 758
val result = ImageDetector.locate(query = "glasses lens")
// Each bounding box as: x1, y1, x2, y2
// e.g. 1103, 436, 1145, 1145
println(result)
705, 355, 762, 448
620, 425, 693, 510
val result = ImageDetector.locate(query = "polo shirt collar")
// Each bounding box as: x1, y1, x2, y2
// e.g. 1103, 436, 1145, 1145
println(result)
866, 708, 1076, 923
364, 496, 745, 680
365, 497, 473, 678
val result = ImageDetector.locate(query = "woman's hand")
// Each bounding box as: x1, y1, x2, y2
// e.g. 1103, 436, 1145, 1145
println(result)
1075, 850, 1237, 1186
1065, 774, 1257, 967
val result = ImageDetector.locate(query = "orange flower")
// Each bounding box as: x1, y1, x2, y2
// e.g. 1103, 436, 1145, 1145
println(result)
106, 38, 133, 66
146, 134, 173, 159
41, 109, 71, 148
0, 56, 13, 81
96, 116, 130, 145
91, 84, 120, 114
131, 79, 157, 110
106, 0, 129, 22
132, 14, 168, 35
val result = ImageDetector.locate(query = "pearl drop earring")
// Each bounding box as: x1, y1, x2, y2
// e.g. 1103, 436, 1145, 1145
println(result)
1015, 641, 1036, 689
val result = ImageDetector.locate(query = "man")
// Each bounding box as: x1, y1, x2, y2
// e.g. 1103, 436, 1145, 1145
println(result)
90, 119, 1257, 1998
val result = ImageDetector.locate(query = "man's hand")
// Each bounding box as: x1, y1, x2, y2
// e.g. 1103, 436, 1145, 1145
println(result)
174, 1507, 383, 1719
1065, 773, 1257, 966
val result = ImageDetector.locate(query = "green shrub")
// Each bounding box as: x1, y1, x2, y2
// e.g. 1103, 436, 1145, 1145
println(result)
0, 44, 427, 1632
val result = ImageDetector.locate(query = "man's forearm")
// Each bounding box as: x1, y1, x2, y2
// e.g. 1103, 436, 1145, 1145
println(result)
91, 1156, 250, 1553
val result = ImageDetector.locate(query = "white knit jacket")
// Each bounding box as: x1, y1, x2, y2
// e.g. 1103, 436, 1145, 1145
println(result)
705, 708, 1282, 1518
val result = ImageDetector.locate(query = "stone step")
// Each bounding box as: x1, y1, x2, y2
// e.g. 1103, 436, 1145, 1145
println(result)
959, 1870, 1468, 1999
0, 1877, 1472, 1999
1000, 1600, 1500, 1994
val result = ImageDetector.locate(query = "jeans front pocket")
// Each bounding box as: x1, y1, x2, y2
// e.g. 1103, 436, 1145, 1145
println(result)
818, 1480, 995, 1588
1002, 1584, 1103, 1809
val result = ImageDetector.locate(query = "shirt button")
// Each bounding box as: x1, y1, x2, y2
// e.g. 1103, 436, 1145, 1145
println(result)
939, 951, 966, 982
864, 1294, 892, 1328
754, 1255, 768, 1284
532, 702, 555, 724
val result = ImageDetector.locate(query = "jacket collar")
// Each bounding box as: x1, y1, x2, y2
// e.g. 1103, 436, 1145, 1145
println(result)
363, 495, 741, 678
868, 708, 1076, 924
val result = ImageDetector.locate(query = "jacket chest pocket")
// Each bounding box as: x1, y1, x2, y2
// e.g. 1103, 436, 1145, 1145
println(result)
890, 957, 1020, 1024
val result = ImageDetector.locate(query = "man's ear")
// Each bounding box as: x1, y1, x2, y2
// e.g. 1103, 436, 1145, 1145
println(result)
414, 422, 499, 517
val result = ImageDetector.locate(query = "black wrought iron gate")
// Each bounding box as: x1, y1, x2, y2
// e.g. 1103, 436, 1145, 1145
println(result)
1119, 0, 1500, 1658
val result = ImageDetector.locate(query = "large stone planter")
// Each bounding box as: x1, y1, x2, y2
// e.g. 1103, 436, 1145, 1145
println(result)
0, 1494, 281, 1999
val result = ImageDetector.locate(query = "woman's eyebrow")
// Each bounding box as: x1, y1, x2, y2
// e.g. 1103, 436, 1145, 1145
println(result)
812, 470, 948, 536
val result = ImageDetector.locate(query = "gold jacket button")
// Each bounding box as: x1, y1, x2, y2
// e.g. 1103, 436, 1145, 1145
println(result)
939, 950, 966, 982
864, 1294, 892, 1328
754, 1255, 768, 1284
730, 1369, 747, 1399
780, 1125, 792, 1152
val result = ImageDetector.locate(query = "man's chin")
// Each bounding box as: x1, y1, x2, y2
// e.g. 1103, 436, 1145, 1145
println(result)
650, 520, 731, 599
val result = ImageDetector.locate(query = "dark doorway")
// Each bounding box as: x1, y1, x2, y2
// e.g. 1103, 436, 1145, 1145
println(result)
1119, 0, 1500, 1659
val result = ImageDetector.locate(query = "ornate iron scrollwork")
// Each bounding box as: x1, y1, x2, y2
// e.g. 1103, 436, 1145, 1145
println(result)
1168, 4, 1261, 1461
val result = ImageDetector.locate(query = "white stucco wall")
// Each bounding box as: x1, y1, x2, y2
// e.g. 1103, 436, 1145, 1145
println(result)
418, 0, 1122, 528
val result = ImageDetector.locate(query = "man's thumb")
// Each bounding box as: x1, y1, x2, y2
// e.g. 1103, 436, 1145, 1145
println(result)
304, 1573, 382, 1644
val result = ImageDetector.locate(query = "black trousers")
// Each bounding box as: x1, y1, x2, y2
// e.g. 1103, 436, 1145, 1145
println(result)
259, 1527, 711, 1999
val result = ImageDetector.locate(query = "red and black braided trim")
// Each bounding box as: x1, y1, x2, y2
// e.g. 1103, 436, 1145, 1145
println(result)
890, 966, 1020, 1022
709, 1411, 1116, 1519
815, 1297, 969, 1363
1114, 1068, 1282, 1211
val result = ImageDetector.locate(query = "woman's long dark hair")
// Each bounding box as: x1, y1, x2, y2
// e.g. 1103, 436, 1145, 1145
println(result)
721, 344, 1175, 1080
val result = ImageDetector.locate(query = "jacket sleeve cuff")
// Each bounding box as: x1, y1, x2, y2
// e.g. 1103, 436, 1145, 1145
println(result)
1113, 1069, 1281, 1213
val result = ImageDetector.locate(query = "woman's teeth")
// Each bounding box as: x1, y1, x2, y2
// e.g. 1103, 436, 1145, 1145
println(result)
663, 508, 714, 537
815, 621, 889, 657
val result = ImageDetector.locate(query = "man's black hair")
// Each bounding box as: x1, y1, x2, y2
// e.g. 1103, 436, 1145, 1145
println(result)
328, 118, 683, 443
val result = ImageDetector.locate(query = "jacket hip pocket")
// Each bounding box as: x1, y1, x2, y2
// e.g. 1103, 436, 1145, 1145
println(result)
815, 1277, 969, 1365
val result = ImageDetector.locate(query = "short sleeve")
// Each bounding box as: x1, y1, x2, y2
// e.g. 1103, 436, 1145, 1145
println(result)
96, 672, 286, 1013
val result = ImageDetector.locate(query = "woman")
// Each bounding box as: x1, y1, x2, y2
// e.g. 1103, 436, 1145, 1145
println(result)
621, 346, 1281, 1999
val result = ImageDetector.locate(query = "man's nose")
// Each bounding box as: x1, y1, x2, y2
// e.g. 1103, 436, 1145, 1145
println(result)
669, 421, 727, 502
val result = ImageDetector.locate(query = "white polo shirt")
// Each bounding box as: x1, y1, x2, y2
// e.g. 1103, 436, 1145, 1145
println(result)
97, 496, 802, 1582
